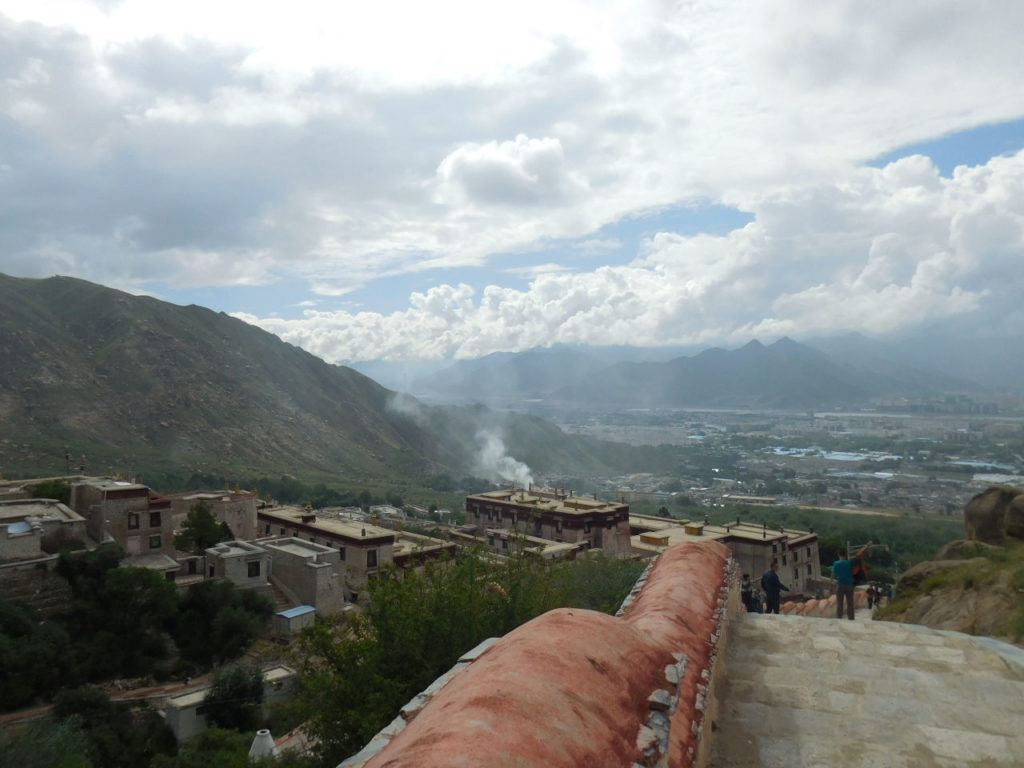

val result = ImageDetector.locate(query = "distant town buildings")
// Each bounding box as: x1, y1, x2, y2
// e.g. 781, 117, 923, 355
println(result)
630, 514, 821, 597
256, 504, 456, 604
69, 478, 179, 576
464, 486, 632, 555
0, 497, 86, 561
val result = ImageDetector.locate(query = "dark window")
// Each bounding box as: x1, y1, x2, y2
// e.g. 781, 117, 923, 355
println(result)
772, 543, 777, 553
248, 561, 261, 578
782, 554, 787, 565
209, 565, 215, 577
488, 537, 495, 546
128, 513, 140, 530
584, 522, 592, 534
149, 512, 162, 528
556, 520, 563, 534
807, 546, 812, 558
265, 524, 271, 535
807, 563, 813, 575
501, 539, 508, 549
280, 528, 285, 535
367, 549, 378, 568
149, 535, 162, 549
165, 571, 175, 582
793, 568, 799, 582
339, 546, 346, 561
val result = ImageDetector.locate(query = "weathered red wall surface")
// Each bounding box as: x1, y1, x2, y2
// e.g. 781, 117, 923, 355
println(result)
363, 540, 732, 768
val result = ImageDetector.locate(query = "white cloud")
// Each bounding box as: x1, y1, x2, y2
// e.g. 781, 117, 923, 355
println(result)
434, 134, 590, 208
3, 1, 1024, 357
242, 150, 1024, 361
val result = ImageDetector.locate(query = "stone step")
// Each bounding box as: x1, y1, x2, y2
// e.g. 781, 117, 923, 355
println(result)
709, 612, 1024, 767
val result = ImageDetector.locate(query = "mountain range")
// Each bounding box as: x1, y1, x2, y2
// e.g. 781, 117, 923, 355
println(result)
3, 272, 1017, 488
360, 334, 999, 411
0, 274, 652, 486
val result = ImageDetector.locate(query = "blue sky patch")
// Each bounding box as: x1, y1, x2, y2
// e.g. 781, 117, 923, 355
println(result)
868, 117, 1024, 176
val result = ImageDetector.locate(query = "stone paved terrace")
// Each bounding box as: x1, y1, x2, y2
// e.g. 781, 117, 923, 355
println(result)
339, 541, 1024, 768
710, 612, 1024, 768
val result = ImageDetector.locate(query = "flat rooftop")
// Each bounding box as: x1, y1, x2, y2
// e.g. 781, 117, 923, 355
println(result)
470, 489, 626, 517
207, 540, 265, 557
0, 499, 84, 525
261, 538, 336, 557
630, 514, 816, 551
260, 506, 397, 542
76, 479, 149, 493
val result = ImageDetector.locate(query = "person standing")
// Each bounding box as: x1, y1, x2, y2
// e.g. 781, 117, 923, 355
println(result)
760, 560, 789, 614
831, 551, 856, 620
741, 573, 755, 612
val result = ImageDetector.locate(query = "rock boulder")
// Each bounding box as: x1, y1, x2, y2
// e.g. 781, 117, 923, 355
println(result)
964, 485, 1024, 544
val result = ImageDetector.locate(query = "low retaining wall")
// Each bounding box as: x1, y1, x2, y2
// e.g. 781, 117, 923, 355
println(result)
341, 540, 736, 768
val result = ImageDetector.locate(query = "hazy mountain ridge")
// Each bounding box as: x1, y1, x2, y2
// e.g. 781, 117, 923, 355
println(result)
390, 334, 993, 411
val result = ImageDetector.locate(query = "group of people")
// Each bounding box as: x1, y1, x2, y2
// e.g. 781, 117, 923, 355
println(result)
739, 541, 893, 622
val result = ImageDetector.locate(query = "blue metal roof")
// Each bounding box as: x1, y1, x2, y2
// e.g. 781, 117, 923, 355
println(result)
277, 605, 315, 619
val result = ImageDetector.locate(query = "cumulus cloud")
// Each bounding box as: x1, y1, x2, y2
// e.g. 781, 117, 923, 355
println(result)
243, 150, 1024, 360
434, 134, 589, 207
2, 2, 1024, 358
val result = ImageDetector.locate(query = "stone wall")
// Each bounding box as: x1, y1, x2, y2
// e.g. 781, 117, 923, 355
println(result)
340, 539, 735, 768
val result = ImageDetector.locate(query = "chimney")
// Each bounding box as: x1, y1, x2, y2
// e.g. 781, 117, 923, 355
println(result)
249, 729, 276, 758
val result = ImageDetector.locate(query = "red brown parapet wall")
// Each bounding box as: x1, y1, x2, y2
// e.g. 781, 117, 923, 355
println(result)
346, 540, 735, 768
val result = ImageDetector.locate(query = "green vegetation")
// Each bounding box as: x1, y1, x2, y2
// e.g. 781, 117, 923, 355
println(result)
28, 479, 72, 504
205, 666, 265, 732
51, 686, 177, 768
0, 546, 273, 713
0, 716, 92, 768
175, 501, 234, 552
876, 539, 1024, 641
291, 549, 645, 765
174, 580, 275, 670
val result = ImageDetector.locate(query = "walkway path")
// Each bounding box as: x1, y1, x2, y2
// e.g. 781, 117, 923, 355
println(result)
709, 612, 1024, 767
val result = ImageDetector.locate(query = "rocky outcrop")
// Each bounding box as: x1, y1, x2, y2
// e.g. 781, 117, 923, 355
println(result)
878, 487, 1024, 645
964, 485, 1024, 544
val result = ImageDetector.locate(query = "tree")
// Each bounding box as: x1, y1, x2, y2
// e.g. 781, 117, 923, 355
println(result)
52, 687, 176, 768
0, 716, 92, 768
291, 548, 644, 765
175, 501, 232, 553
205, 665, 264, 732
174, 580, 274, 667
29, 479, 71, 505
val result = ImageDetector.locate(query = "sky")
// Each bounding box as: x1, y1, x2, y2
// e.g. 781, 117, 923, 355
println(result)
2, 1, 1024, 363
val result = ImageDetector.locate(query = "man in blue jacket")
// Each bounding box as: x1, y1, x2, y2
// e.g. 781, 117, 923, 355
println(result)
760, 560, 789, 614
831, 551, 856, 620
